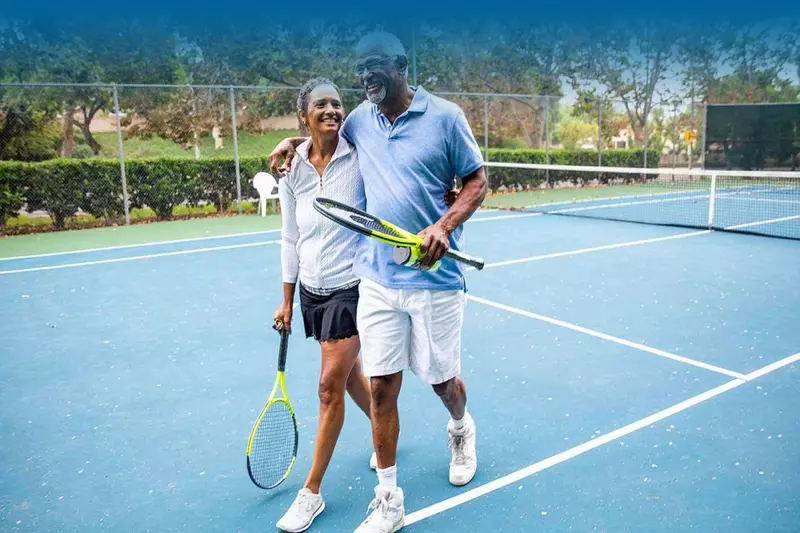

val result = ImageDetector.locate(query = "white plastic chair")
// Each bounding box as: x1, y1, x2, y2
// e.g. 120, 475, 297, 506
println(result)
252, 172, 280, 216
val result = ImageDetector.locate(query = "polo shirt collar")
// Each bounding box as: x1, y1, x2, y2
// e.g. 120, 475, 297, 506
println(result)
372, 85, 430, 117
296, 132, 353, 163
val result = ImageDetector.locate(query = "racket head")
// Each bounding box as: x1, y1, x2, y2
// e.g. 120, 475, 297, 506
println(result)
314, 197, 486, 271
313, 197, 419, 246
246, 395, 298, 489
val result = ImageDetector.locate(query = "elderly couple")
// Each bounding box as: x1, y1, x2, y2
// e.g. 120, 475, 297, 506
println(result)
269, 30, 487, 533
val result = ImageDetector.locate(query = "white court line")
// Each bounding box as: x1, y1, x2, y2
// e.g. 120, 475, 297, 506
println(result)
405, 379, 744, 525
723, 197, 800, 205
549, 193, 706, 214
466, 230, 711, 271
725, 215, 800, 231
0, 209, 532, 263
467, 213, 543, 223
467, 294, 747, 380
405, 349, 800, 526
0, 229, 281, 262
745, 351, 800, 380
0, 240, 280, 275
2, 228, 713, 277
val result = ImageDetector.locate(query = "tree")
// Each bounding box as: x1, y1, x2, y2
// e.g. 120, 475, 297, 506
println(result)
0, 21, 62, 160
414, 21, 581, 148
2, 17, 181, 159
676, 24, 725, 102
674, 23, 726, 151
707, 23, 799, 104
555, 113, 597, 150
570, 90, 627, 148
15, 21, 110, 157
572, 21, 676, 146
232, 19, 371, 132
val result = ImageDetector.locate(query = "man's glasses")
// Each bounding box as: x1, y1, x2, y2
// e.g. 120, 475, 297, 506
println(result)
354, 55, 399, 76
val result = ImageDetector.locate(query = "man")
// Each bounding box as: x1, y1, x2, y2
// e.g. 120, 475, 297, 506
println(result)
269, 31, 487, 533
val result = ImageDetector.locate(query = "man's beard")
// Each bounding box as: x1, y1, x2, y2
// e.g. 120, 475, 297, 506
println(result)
366, 83, 387, 104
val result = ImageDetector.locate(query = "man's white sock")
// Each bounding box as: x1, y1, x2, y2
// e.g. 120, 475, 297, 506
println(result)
451, 409, 471, 431
376, 464, 397, 488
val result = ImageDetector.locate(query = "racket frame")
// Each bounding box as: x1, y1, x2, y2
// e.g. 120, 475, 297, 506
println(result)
313, 197, 485, 270
246, 328, 299, 489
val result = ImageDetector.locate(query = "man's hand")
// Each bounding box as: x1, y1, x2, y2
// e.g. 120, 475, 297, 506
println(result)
417, 222, 451, 270
268, 137, 306, 177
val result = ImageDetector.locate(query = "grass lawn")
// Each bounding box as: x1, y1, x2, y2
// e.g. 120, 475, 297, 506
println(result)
93, 129, 298, 160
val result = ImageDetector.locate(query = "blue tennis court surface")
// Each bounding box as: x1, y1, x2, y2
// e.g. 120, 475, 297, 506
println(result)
2, 210, 799, 532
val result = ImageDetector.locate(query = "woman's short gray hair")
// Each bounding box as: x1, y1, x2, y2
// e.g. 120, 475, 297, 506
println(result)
296, 77, 342, 116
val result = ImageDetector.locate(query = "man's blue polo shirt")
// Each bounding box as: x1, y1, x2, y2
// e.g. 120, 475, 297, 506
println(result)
341, 85, 484, 291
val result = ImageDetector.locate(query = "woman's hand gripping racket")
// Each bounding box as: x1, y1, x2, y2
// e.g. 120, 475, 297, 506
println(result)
246, 321, 299, 489
313, 197, 484, 271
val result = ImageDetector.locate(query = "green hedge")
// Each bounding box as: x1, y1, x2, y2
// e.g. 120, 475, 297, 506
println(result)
486, 148, 660, 191
0, 149, 657, 233
0, 162, 27, 232
0, 157, 270, 232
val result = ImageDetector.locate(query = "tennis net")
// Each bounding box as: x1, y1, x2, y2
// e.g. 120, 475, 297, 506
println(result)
483, 162, 800, 240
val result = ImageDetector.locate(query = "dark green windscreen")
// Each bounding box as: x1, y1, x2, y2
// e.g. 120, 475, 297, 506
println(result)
705, 103, 800, 170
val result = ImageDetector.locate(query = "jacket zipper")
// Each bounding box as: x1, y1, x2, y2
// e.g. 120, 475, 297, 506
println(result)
314, 164, 325, 289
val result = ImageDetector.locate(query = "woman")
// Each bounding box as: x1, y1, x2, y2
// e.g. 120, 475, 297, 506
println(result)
273, 77, 373, 533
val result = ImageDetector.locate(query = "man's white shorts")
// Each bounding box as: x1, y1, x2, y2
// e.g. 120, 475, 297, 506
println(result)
357, 276, 466, 385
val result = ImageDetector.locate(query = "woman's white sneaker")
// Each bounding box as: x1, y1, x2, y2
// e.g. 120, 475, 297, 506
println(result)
276, 488, 325, 532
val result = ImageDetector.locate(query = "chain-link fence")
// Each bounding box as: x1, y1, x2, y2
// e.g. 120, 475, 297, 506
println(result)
1, 81, 708, 233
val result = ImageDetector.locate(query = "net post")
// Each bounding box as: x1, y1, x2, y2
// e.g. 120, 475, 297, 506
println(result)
544, 96, 550, 186
700, 102, 708, 169
642, 104, 649, 183
483, 95, 489, 181
707, 173, 717, 228
112, 84, 130, 226
672, 112, 678, 167
229, 87, 243, 214
483, 96, 489, 159
689, 89, 695, 170
597, 99, 602, 167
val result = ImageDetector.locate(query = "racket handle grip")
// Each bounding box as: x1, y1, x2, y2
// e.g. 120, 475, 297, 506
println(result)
278, 329, 289, 371
446, 248, 485, 270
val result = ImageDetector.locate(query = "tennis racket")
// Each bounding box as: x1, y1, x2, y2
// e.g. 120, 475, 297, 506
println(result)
313, 197, 485, 270
246, 322, 298, 489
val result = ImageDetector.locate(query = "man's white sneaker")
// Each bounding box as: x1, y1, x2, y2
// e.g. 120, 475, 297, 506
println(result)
353, 486, 405, 533
276, 488, 325, 533
447, 414, 477, 486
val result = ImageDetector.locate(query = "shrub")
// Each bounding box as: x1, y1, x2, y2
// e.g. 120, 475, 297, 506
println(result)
24, 160, 90, 229
78, 160, 125, 225
3, 149, 657, 233
2, 121, 61, 162
485, 148, 659, 191
0, 162, 27, 232
127, 159, 202, 221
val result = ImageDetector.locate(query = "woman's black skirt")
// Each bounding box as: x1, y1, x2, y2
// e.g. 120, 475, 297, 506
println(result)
299, 283, 360, 342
